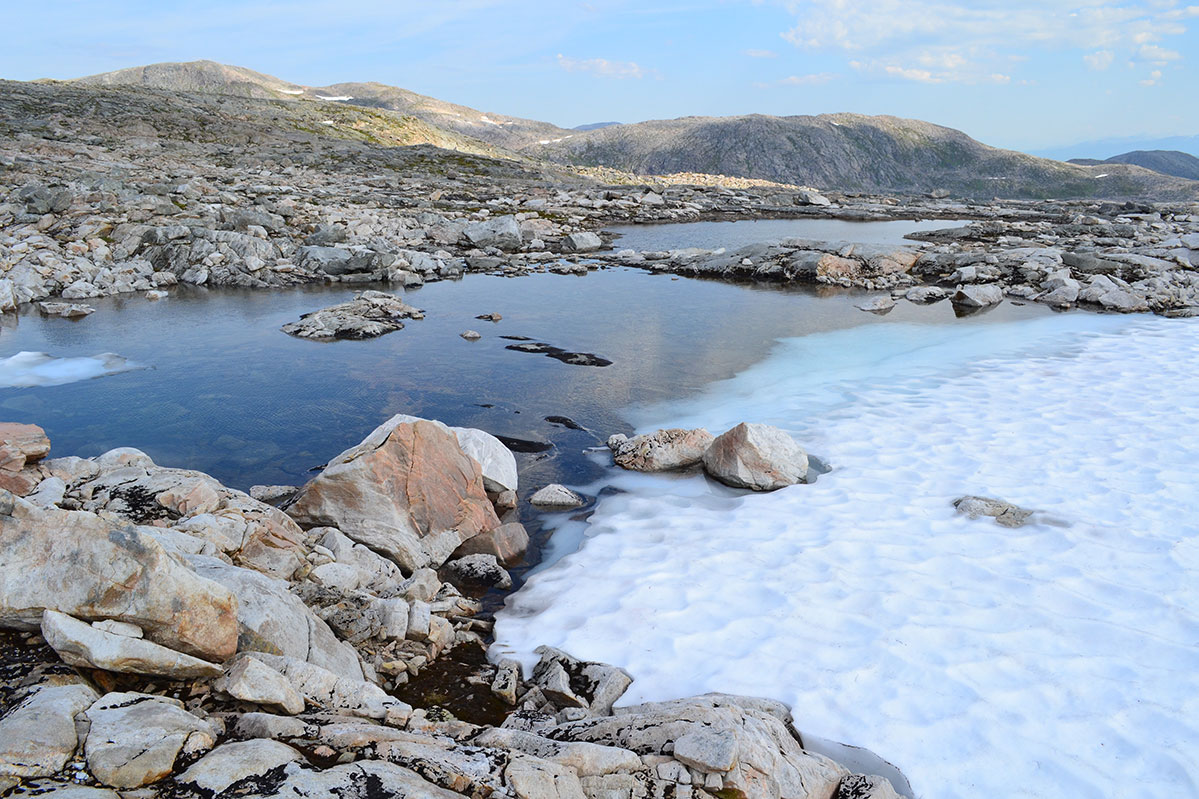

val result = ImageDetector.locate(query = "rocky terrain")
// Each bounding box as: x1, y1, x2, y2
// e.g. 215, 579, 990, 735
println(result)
3, 75, 1198, 319
530, 113, 1199, 201
0, 414, 899, 799
2, 63, 1199, 799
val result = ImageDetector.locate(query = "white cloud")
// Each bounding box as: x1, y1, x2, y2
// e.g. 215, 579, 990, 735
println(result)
1141, 68, 1164, 84
778, 0, 1195, 84
744, 48, 778, 58
779, 72, 838, 85
556, 54, 648, 79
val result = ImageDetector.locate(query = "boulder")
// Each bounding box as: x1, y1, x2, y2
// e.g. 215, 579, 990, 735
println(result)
530, 647, 633, 716
530, 484, 585, 509
701, 423, 809, 491
473, 728, 641, 777
83, 692, 218, 789
37, 302, 95, 318
836, 774, 905, 799
185, 555, 366, 681
451, 425, 519, 493
950, 284, 1004, 308
0, 493, 238, 661
548, 694, 846, 799
794, 190, 832, 207
281, 290, 423, 340
855, 296, 896, 314
444, 554, 512, 589
215, 653, 306, 714
316, 527, 405, 594
0, 683, 98, 779
905, 286, 947, 304
562, 232, 603, 253
244, 653, 411, 725
177, 740, 303, 795
41, 610, 223, 678
450, 521, 529, 564
464, 215, 522, 251
0, 423, 51, 462
286, 414, 501, 573
606, 428, 714, 472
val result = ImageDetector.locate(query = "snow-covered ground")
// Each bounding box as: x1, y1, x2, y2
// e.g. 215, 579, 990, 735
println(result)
494, 312, 1199, 799
0, 351, 139, 387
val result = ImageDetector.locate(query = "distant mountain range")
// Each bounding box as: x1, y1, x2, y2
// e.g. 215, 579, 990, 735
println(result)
1033, 135, 1199, 162
1067, 150, 1199, 181
70, 60, 1198, 200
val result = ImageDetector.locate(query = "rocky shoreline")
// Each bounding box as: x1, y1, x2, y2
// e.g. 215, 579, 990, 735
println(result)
3, 81, 1198, 320
0, 415, 902, 799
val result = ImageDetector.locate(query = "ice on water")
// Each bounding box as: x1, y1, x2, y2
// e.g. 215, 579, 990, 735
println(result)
494, 312, 1199, 799
0, 351, 139, 388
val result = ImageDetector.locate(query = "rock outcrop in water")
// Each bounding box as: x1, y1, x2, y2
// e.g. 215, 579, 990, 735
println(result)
0, 420, 902, 799
281, 290, 424, 340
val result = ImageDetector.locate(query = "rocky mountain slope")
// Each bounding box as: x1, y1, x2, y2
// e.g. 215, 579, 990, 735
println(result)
1068, 150, 1199, 181
76, 60, 573, 151
529, 113, 1199, 200
71, 60, 1198, 200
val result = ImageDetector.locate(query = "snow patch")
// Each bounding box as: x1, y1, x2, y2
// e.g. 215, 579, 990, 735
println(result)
278, 89, 303, 95
495, 313, 1199, 799
0, 351, 142, 388
315, 95, 352, 102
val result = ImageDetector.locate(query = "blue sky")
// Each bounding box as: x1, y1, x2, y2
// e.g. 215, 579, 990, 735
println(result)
3, 1, 1197, 153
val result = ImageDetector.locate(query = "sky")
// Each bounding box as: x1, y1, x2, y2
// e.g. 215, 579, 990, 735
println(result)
2, 0, 1197, 154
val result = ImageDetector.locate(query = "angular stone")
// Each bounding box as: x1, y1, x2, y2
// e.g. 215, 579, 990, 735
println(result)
550, 694, 846, 799
836, 774, 905, 799
530, 484, 585, 509
0, 494, 238, 661
41, 610, 223, 678
185, 555, 365, 681
451, 521, 529, 564
702, 423, 808, 491
177, 740, 303, 795
951, 283, 1004, 307
451, 425, 519, 493
607, 428, 714, 472
0, 683, 97, 778
216, 653, 306, 714
234, 712, 308, 741
562, 232, 603, 253
474, 728, 642, 777
286, 414, 501, 573
0, 423, 51, 461
83, 692, 218, 789
445, 554, 512, 589
465, 215, 522, 251
245, 652, 411, 725
953, 495, 1034, 528
673, 729, 738, 772
505, 754, 587, 799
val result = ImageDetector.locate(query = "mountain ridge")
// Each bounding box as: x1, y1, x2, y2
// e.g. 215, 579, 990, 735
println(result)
69, 60, 1199, 201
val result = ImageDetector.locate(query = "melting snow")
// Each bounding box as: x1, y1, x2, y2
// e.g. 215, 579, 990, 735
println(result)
0, 351, 142, 388
496, 313, 1199, 799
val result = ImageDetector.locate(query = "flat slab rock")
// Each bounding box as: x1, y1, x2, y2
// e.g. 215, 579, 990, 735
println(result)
281, 290, 424, 340
953, 495, 1034, 527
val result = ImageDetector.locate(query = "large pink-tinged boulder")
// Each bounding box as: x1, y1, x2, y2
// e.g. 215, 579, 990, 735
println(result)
0, 422, 51, 496
0, 492, 239, 661
701, 423, 809, 491
286, 415, 501, 573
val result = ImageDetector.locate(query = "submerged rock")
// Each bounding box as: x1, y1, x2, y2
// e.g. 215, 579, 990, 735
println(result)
702, 423, 809, 491
37, 302, 94, 318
